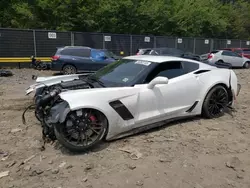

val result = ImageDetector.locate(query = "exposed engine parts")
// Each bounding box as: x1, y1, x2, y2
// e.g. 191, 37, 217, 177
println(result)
22, 78, 95, 150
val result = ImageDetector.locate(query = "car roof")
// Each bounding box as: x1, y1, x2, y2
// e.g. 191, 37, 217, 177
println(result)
123, 55, 195, 63
57, 46, 92, 49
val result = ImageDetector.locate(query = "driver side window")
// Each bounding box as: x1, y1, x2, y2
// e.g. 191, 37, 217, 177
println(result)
144, 61, 185, 83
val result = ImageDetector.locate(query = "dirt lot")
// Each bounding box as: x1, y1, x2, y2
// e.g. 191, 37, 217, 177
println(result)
0, 68, 250, 188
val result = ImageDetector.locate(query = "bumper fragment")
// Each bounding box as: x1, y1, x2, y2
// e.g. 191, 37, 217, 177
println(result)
236, 84, 241, 96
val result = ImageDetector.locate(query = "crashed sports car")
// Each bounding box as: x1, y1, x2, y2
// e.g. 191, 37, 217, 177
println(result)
25, 55, 241, 152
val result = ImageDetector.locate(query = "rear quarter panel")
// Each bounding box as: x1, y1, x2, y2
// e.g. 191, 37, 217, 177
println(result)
193, 68, 231, 113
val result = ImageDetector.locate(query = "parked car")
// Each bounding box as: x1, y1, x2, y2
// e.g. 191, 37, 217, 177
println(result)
204, 50, 250, 68
222, 48, 250, 59
25, 55, 240, 152
136, 47, 201, 61
51, 46, 118, 74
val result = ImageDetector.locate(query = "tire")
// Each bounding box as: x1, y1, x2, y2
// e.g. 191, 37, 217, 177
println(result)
54, 109, 108, 152
243, 62, 250, 69
62, 64, 77, 75
217, 60, 224, 64
202, 85, 229, 119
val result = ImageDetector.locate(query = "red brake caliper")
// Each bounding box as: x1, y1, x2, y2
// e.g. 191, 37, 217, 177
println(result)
89, 115, 96, 122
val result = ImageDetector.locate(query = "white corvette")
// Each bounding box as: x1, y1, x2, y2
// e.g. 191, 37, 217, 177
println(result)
25, 55, 241, 152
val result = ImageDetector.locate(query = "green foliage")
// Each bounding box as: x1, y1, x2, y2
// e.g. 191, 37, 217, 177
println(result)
0, 0, 250, 38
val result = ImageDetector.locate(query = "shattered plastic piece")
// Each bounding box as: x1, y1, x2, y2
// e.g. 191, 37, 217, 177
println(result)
19, 155, 36, 166
10, 128, 22, 133
119, 147, 142, 160
0, 171, 9, 179
59, 162, 67, 168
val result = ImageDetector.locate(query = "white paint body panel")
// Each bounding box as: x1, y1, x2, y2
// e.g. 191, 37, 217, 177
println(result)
26, 55, 240, 140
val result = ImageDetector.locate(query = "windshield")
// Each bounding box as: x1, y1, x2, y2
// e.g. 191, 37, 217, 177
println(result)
89, 59, 153, 86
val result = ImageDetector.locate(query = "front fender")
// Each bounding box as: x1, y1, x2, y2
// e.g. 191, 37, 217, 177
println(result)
46, 101, 71, 124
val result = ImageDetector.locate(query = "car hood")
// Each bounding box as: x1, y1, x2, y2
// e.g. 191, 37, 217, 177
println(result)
25, 73, 91, 95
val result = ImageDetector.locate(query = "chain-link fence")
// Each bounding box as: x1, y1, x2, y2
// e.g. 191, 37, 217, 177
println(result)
1, 28, 250, 57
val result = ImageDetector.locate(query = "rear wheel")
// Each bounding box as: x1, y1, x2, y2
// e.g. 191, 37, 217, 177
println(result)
62, 65, 77, 75
243, 62, 250, 69
54, 108, 108, 152
202, 85, 229, 119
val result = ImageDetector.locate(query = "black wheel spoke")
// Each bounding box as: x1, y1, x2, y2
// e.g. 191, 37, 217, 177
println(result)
89, 127, 100, 135
207, 88, 228, 117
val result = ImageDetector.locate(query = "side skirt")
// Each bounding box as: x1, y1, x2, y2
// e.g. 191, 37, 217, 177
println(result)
106, 114, 198, 141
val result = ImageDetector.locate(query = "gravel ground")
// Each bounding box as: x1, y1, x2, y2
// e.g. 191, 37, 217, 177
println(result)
0, 68, 250, 188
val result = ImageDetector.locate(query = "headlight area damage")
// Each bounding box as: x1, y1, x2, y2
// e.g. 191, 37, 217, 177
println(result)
23, 87, 63, 141
22, 76, 108, 152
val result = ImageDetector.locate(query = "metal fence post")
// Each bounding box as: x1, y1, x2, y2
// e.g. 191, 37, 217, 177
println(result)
240, 40, 242, 48
33, 30, 37, 57
210, 39, 213, 51
175, 37, 177, 48
130, 35, 132, 55
71, 32, 74, 46
102, 33, 105, 49
193, 38, 196, 54
154, 36, 156, 48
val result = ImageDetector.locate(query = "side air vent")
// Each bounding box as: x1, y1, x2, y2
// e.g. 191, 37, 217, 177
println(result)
109, 100, 134, 120
194, 70, 210, 74
186, 101, 199, 112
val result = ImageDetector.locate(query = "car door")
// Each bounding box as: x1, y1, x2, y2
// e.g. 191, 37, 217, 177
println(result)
221, 50, 234, 64
230, 52, 244, 67
69, 48, 94, 71
134, 61, 201, 125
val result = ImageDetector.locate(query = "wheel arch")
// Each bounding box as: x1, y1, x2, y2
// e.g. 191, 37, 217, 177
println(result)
202, 82, 233, 105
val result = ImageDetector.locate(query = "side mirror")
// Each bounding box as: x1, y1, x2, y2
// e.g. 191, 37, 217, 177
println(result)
147, 76, 169, 89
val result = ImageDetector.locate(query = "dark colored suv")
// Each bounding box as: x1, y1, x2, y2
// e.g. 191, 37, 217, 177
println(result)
51, 46, 118, 74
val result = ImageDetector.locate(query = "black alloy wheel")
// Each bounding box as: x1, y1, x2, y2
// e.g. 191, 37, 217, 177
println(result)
54, 108, 107, 152
202, 85, 229, 118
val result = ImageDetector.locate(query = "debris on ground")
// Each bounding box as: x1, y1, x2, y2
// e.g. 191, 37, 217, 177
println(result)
226, 157, 241, 171
127, 164, 136, 170
10, 128, 22, 133
84, 163, 94, 172
0, 171, 9, 179
24, 165, 31, 171
0, 151, 8, 157
119, 147, 142, 160
19, 154, 36, 166
59, 161, 67, 168
6, 161, 16, 168
206, 127, 220, 131
51, 168, 59, 174
83, 177, 88, 182
0, 70, 13, 77
136, 180, 144, 186
30, 169, 44, 176
1, 155, 9, 161
66, 164, 73, 169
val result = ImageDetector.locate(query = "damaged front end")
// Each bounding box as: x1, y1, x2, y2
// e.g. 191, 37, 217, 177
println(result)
23, 78, 93, 141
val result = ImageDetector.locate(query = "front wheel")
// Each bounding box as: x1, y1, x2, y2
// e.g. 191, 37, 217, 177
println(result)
54, 109, 108, 152
202, 85, 229, 119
